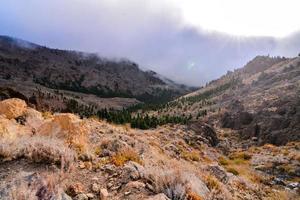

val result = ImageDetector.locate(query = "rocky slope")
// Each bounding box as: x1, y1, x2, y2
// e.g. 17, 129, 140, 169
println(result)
0, 35, 194, 111
146, 55, 300, 145
0, 98, 299, 200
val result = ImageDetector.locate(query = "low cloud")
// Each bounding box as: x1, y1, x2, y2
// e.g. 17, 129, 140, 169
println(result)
0, 0, 299, 86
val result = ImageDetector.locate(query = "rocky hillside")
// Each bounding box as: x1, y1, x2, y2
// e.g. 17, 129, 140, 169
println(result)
0, 35, 194, 111
143, 55, 300, 145
0, 98, 299, 200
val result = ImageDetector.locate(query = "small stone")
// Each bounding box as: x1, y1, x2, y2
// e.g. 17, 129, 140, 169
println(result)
86, 193, 94, 199
79, 161, 85, 169
286, 182, 300, 189
91, 177, 99, 181
100, 188, 109, 200
67, 183, 85, 196
125, 181, 145, 189
91, 183, 100, 193
107, 182, 113, 188
74, 193, 88, 200
124, 191, 131, 195
61, 192, 73, 200
85, 162, 93, 170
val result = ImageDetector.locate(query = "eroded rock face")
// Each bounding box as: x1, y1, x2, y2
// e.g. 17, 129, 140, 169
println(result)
0, 115, 32, 140
0, 98, 27, 119
187, 122, 219, 146
37, 113, 88, 149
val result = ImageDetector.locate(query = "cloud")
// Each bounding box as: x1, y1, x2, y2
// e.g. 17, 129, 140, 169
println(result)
0, 0, 299, 86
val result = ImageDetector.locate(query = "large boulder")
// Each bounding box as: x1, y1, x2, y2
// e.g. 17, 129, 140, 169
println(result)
187, 122, 219, 146
0, 98, 27, 119
24, 108, 44, 130
0, 116, 32, 140
220, 111, 253, 130
37, 113, 88, 150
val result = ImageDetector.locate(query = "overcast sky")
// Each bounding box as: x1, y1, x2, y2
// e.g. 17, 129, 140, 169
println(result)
0, 0, 299, 86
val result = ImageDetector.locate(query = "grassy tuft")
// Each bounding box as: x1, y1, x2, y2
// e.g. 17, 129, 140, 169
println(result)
111, 148, 142, 166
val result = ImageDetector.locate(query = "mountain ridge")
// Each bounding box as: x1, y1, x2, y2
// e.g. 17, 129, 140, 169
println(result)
0, 35, 195, 111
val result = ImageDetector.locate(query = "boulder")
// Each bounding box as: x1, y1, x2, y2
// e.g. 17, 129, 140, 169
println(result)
100, 188, 109, 200
0, 98, 27, 119
24, 108, 44, 130
74, 193, 88, 200
207, 165, 228, 183
37, 113, 88, 149
67, 183, 85, 197
0, 115, 32, 140
187, 122, 219, 146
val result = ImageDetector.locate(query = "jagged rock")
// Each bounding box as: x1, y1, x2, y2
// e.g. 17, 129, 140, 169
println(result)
37, 113, 88, 149
100, 188, 109, 200
184, 173, 210, 198
123, 161, 145, 181
207, 165, 228, 183
67, 183, 85, 197
74, 193, 88, 200
79, 152, 95, 162
0, 98, 27, 119
125, 181, 145, 189
286, 182, 300, 190
91, 183, 100, 193
0, 115, 32, 140
24, 107, 44, 130
271, 177, 285, 186
145, 193, 170, 200
60, 192, 73, 200
220, 111, 253, 130
187, 122, 219, 146
86, 193, 95, 199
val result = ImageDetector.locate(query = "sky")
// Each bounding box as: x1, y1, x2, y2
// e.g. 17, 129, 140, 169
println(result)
0, 0, 299, 86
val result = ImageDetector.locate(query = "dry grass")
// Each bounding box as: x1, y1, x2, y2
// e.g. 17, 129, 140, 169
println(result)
218, 156, 229, 166
226, 167, 239, 175
144, 168, 207, 200
0, 136, 76, 169
182, 150, 200, 162
186, 191, 203, 200
8, 172, 67, 200
266, 190, 298, 200
42, 111, 53, 119
111, 147, 142, 166
229, 152, 252, 161
203, 174, 221, 191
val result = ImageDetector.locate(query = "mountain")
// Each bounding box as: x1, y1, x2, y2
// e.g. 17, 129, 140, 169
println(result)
144, 55, 300, 145
0, 35, 194, 111
0, 54, 299, 199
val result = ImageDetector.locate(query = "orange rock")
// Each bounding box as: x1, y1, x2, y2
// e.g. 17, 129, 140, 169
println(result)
0, 98, 27, 119
67, 182, 85, 197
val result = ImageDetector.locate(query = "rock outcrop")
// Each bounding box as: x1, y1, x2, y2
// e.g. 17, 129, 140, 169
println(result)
0, 98, 27, 119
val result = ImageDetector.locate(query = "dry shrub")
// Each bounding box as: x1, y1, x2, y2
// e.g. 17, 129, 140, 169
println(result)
187, 191, 203, 200
38, 113, 88, 153
111, 147, 142, 166
226, 167, 239, 175
218, 156, 229, 166
42, 111, 53, 119
182, 150, 200, 162
266, 190, 299, 200
203, 174, 220, 191
229, 152, 252, 161
7, 172, 67, 200
0, 136, 76, 169
144, 168, 207, 200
